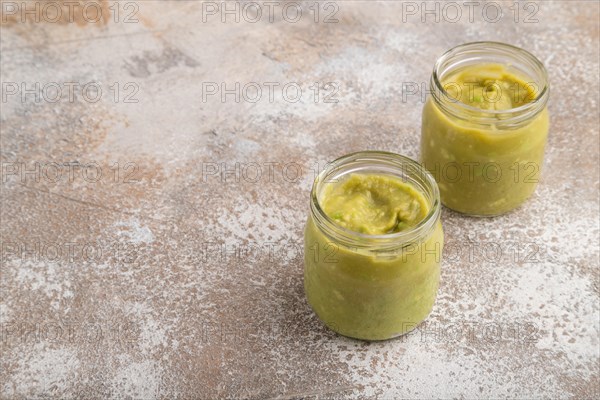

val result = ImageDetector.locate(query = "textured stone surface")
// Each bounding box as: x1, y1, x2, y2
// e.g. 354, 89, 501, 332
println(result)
1, 1, 598, 398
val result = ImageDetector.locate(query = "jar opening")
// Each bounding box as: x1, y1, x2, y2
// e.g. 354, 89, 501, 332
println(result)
309, 151, 441, 250
431, 41, 549, 128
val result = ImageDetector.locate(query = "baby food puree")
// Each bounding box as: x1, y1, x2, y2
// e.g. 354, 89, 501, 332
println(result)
304, 158, 443, 341
320, 174, 428, 235
421, 42, 550, 216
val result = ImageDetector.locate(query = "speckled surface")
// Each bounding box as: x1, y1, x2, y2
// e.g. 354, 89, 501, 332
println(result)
1, 1, 599, 398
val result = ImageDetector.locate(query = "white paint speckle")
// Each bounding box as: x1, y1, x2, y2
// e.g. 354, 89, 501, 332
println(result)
115, 219, 155, 244
111, 356, 162, 399
2, 344, 79, 398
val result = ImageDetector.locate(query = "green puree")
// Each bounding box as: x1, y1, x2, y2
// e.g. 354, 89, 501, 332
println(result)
320, 174, 428, 235
444, 63, 536, 110
421, 63, 549, 215
304, 173, 443, 341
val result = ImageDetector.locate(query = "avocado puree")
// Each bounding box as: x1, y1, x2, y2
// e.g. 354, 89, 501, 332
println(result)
304, 173, 443, 340
421, 63, 549, 215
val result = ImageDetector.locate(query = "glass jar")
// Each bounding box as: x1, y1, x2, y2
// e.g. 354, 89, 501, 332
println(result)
304, 151, 443, 341
421, 42, 550, 216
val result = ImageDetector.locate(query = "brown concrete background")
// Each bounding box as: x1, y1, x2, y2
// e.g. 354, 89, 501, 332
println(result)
1, 0, 598, 398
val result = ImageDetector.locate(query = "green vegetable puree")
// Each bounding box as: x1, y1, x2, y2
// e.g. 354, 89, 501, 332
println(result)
304, 173, 443, 341
444, 64, 535, 110
421, 63, 549, 215
320, 174, 428, 235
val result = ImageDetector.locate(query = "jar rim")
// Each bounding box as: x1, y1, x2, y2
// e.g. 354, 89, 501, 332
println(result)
431, 41, 549, 124
309, 151, 441, 249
